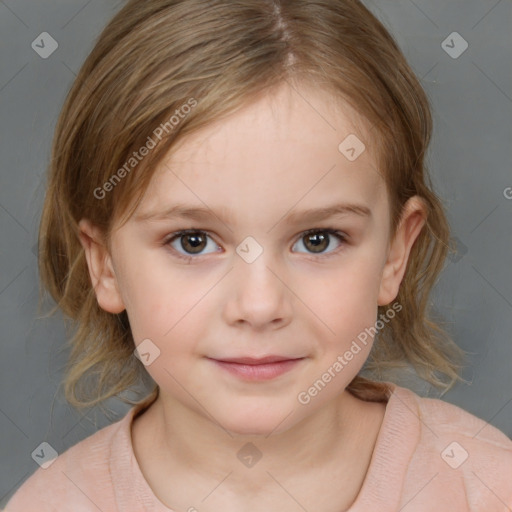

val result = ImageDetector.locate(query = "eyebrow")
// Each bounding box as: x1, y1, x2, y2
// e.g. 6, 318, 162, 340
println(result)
134, 202, 372, 224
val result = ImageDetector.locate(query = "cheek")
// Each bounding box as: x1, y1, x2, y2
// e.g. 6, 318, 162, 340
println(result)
121, 258, 223, 371
298, 252, 383, 341
116, 254, 195, 344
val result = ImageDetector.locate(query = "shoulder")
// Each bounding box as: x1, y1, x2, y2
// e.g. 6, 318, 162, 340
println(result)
4, 408, 133, 512
390, 385, 512, 511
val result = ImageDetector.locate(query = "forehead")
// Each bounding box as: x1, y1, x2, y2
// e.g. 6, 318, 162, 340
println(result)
134, 82, 386, 224
171, 81, 374, 162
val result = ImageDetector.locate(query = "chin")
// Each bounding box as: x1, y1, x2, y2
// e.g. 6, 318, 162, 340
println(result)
218, 407, 298, 437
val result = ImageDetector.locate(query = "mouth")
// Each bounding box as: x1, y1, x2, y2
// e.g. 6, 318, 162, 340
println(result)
206, 355, 305, 381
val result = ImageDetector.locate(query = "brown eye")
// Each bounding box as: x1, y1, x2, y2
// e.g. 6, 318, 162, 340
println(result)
180, 232, 207, 253
303, 232, 330, 253
166, 230, 220, 258
292, 229, 346, 256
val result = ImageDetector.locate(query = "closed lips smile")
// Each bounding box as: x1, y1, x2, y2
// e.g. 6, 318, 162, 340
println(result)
207, 356, 305, 381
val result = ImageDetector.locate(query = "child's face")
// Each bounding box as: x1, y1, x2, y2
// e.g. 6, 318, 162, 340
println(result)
80, 82, 425, 435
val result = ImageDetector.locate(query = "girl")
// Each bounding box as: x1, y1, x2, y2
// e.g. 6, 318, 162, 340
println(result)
5, 0, 512, 510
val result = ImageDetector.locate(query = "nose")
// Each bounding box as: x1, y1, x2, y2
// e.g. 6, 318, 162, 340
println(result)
222, 250, 293, 331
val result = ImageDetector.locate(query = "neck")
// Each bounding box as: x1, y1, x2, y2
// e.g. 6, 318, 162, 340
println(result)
136, 388, 385, 500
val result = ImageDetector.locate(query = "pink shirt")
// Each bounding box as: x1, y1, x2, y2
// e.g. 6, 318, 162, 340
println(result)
5, 384, 512, 511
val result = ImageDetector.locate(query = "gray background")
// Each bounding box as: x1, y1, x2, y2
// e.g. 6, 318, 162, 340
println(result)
0, 0, 511, 506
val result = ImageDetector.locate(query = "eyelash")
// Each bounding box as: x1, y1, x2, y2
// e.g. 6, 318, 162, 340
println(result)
163, 227, 348, 263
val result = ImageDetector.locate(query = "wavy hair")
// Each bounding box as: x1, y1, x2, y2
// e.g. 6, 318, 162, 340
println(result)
38, 0, 465, 408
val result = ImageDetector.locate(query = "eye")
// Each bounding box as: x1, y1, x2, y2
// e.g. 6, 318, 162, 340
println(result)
165, 230, 221, 259
164, 227, 348, 261
292, 228, 347, 255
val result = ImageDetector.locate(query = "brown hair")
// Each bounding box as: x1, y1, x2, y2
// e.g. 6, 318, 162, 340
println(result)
38, 0, 465, 409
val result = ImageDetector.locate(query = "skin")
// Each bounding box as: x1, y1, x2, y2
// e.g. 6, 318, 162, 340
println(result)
79, 81, 426, 511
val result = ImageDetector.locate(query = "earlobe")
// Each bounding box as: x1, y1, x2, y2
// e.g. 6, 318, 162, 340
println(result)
78, 219, 126, 314
378, 196, 427, 306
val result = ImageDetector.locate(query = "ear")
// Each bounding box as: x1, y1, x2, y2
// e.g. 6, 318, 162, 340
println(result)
78, 219, 125, 314
378, 196, 427, 306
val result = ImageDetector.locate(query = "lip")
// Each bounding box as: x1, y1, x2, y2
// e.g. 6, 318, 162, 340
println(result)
207, 356, 305, 381
212, 355, 300, 365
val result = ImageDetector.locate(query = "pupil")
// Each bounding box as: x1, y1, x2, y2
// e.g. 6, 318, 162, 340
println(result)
183, 233, 205, 253
179, 232, 331, 255
307, 232, 329, 253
